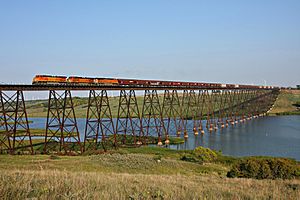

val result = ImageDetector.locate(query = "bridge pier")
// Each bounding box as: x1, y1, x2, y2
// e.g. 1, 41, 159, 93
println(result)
0, 91, 33, 154
197, 90, 206, 134
141, 90, 166, 145
180, 90, 190, 138
84, 90, 115, 151
161, 90, 182, 140
188, 90, 199, 136
44, 90, 82, 154
219, 90, 228, 128
115, 90, 142, 146
211, 91, 221, 131
205, 90, 215, 132
161, 90, 172, 140
0, 91, 10, 153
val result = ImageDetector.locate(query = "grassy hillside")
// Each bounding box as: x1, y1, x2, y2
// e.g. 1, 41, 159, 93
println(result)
25, 90, 300, 118
0, 147, 299, 199
26, 96, 150, 118
269, 90, 300, 115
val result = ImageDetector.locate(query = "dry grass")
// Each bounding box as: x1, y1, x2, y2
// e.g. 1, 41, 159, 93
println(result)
0, 153, 227, 176
0, 169, 299, 200
0, 152, 299, 199
270, 90, 300, 114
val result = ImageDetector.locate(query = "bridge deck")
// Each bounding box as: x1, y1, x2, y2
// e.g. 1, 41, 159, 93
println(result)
0, 84, 276, 91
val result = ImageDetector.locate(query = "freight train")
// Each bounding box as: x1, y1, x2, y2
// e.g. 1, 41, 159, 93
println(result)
32, 75, 272, 89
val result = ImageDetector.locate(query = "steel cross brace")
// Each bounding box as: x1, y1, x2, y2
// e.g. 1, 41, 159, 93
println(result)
84, 90, 115, 151
0, 91, 33, 154
44, 90, 82, 154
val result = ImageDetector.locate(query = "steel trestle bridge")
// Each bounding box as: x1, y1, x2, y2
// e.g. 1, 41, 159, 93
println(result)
0, 82, 280, 154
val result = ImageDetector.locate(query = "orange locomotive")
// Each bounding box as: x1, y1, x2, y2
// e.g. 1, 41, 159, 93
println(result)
67, 77, 119, 85
94, 78, 118, 85
32, 75, 119, 85
32, 75, 67, 84
67, 76, 94, 84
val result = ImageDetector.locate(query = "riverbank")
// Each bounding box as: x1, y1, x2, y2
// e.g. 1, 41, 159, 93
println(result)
269, 89, 300, 115
0, 147, 299, 199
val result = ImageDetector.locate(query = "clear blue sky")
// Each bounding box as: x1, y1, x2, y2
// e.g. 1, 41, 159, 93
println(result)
0, 0, 299, 89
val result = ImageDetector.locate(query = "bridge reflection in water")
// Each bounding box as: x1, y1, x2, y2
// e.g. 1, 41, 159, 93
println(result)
0, 84, 279, 154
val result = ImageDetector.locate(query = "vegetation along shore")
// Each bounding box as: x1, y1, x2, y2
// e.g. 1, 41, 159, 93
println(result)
0, 146, 300, 199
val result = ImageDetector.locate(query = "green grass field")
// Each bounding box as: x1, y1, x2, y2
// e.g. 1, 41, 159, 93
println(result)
25, 91, 272, 118
269, 90, 300, 115
0, 147, 299, 199
26, 95, 148, 118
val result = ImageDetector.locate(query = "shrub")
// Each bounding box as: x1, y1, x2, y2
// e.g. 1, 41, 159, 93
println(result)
193, 146, 218, 162
227, 157, 300, 179
180, 146, 218, 164
180, 154, 202, 164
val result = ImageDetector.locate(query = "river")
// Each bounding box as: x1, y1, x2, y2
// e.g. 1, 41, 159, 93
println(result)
28, 115, 300, 160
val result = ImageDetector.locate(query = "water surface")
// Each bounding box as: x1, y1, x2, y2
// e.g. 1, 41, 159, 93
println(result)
28, 116, 300, 160
170, 116, 300, 160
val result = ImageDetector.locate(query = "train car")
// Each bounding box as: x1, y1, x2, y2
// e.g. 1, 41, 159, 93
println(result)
196, 83, 207, 88
159, 81, 172, 86
171, 82, 182, 86
94, 78, 118, 85
117, 79, 136, 85
147, 80, 161, 86
179, 82, 188, 86
67, 76, 94, 84
216, 83, 222, 88
208, 83, 222, 88
226, 84, 235, 89
32, 75, 67, 84
188, 82, 198, 86
118, 78, 164, 86
249, 85, 259, 89
241, 84, 251, 89
136, 79, 149, 85
196, 83, 207, 87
